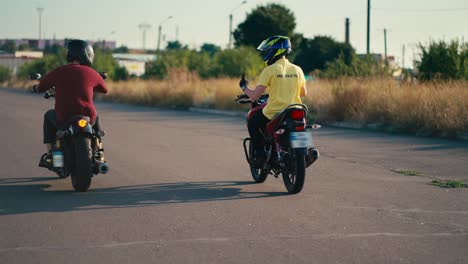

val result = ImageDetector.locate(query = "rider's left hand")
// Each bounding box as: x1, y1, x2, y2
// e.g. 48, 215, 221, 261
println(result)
31, 84, 38, 93
239, 73, 248, 91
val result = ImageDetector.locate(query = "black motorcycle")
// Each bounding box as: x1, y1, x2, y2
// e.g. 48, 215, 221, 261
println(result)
30, 73, 109, 192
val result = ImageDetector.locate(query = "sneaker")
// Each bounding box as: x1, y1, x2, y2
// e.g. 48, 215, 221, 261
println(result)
38, 152, 52, 168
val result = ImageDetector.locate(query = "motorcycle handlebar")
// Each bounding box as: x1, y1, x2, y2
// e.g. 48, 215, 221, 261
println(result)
235, 94, 269, 102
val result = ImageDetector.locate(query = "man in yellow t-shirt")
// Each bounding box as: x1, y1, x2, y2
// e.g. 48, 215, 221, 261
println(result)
239, 35, 307, 166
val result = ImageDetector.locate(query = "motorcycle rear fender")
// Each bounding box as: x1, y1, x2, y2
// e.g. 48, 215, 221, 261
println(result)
294, 147, 308, 155
58, 116, 94, 138
71, 124, 94, 135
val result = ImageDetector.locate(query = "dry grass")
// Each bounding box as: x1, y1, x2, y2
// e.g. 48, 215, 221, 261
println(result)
3, 72, 468, 137
306, 78, 468, 137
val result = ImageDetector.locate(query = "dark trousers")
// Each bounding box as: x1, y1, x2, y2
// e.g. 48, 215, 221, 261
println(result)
43, 109, 103, 144
247, 110, 270, 152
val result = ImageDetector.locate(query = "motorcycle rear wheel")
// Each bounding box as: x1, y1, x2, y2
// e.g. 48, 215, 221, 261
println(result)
70, 137, 93, 192
282, 148, 306, 194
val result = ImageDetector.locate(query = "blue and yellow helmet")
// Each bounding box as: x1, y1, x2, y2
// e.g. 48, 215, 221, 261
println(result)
257, 35, 292, 66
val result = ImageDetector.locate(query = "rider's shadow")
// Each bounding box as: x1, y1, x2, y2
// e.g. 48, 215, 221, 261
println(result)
0, 178, 285, 216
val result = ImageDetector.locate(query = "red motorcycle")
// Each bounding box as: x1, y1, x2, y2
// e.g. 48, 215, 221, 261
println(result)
237, 94, 319, 194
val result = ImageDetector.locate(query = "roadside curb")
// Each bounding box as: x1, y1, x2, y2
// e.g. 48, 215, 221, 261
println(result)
189, 107, 246, 117
187, 108, 468, 142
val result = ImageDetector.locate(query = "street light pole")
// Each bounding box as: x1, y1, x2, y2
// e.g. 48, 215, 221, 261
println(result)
384, 28, 388, 65
36, 7, 44, 40
228, 0, 247, 49
157, 16, 173, 52
366, 0, 371, 54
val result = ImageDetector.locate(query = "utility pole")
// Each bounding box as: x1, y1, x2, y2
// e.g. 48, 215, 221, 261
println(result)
36, 6, 44, 40
366, 0, 371, 54
402, 44, 406, 69
384, 28, 388, 65
345, 18, 350, 44
138, 22, 151, 51
157, 16, 173, 52
229, 13, 233, 48
229, 1, 247, 49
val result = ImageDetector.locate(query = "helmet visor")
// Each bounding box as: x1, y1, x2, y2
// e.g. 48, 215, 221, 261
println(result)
257, 39, 270, 51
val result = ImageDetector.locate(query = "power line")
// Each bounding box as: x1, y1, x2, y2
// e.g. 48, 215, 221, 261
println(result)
374, 7, 468, 13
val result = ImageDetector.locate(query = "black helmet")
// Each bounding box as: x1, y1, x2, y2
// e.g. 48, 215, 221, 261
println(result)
257, 35, 292, 66
66, 39, 94, 66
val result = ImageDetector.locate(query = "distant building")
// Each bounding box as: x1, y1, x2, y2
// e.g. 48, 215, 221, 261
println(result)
0, 51, 44, 75
0, 38, 116, 50
112, 53, 157, 77
357, 53, 398, 69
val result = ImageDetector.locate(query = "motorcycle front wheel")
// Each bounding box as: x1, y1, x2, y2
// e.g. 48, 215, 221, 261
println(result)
248, 140, 268, 183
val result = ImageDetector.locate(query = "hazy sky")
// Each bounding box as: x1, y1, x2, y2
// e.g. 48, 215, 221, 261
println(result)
1, 0, 467, 66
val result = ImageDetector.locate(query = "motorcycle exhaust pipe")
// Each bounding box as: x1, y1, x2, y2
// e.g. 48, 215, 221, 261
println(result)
95, 161, 110, 174
306, 148, 319, 168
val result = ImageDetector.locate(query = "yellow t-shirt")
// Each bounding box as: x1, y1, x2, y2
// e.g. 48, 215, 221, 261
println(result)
258, 58, 306, 120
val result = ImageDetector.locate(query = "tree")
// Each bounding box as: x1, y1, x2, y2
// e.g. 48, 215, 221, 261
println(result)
294, 36, 354, 74
166, 41, 187, 50
0, 41, 16, 53
416, 40, 467, 80
0, 65, 11, 82
44, 44, 66, 55
233, 3, 296, 48
200, 43, 221, 56
113, 46, 129, 53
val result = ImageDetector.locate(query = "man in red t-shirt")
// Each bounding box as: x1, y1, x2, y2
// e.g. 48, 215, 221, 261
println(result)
33, 40, 108, 167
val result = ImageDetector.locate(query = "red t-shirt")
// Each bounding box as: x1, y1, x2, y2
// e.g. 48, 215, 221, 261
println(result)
37, 64, 108, 125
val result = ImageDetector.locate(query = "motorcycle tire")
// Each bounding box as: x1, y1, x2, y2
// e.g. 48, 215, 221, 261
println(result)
249, 140, 268, 183
70, 136, 93, 192
282, 148, 306, 194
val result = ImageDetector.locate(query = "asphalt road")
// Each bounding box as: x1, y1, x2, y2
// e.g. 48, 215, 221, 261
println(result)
1, 88, 468, 264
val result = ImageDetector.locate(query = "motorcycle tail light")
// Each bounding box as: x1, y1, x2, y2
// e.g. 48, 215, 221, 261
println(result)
77, 119, 88, 128
291, 109, 305, 120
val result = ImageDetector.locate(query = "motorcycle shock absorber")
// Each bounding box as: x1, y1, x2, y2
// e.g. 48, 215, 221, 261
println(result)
52, 139, 64, 168
273, 133, 283, 161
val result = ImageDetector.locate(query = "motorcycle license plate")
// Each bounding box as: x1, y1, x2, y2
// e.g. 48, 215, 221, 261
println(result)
290, 131, 313, 149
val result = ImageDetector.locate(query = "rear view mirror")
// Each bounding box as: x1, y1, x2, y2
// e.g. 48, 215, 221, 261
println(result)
29, 73, 42, 80
99, 72, 107, 80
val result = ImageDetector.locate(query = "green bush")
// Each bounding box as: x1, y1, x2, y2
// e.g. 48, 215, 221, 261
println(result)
17, 54, 66, 79
17, 48, 122, 81
92, 48, 119, 79
323, 53, 390, 79
113, 66, 129, 81
212, 46, 263, 78
0, 65, 11, 82
417, 40, 468, 80
145, 46, 263, 79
